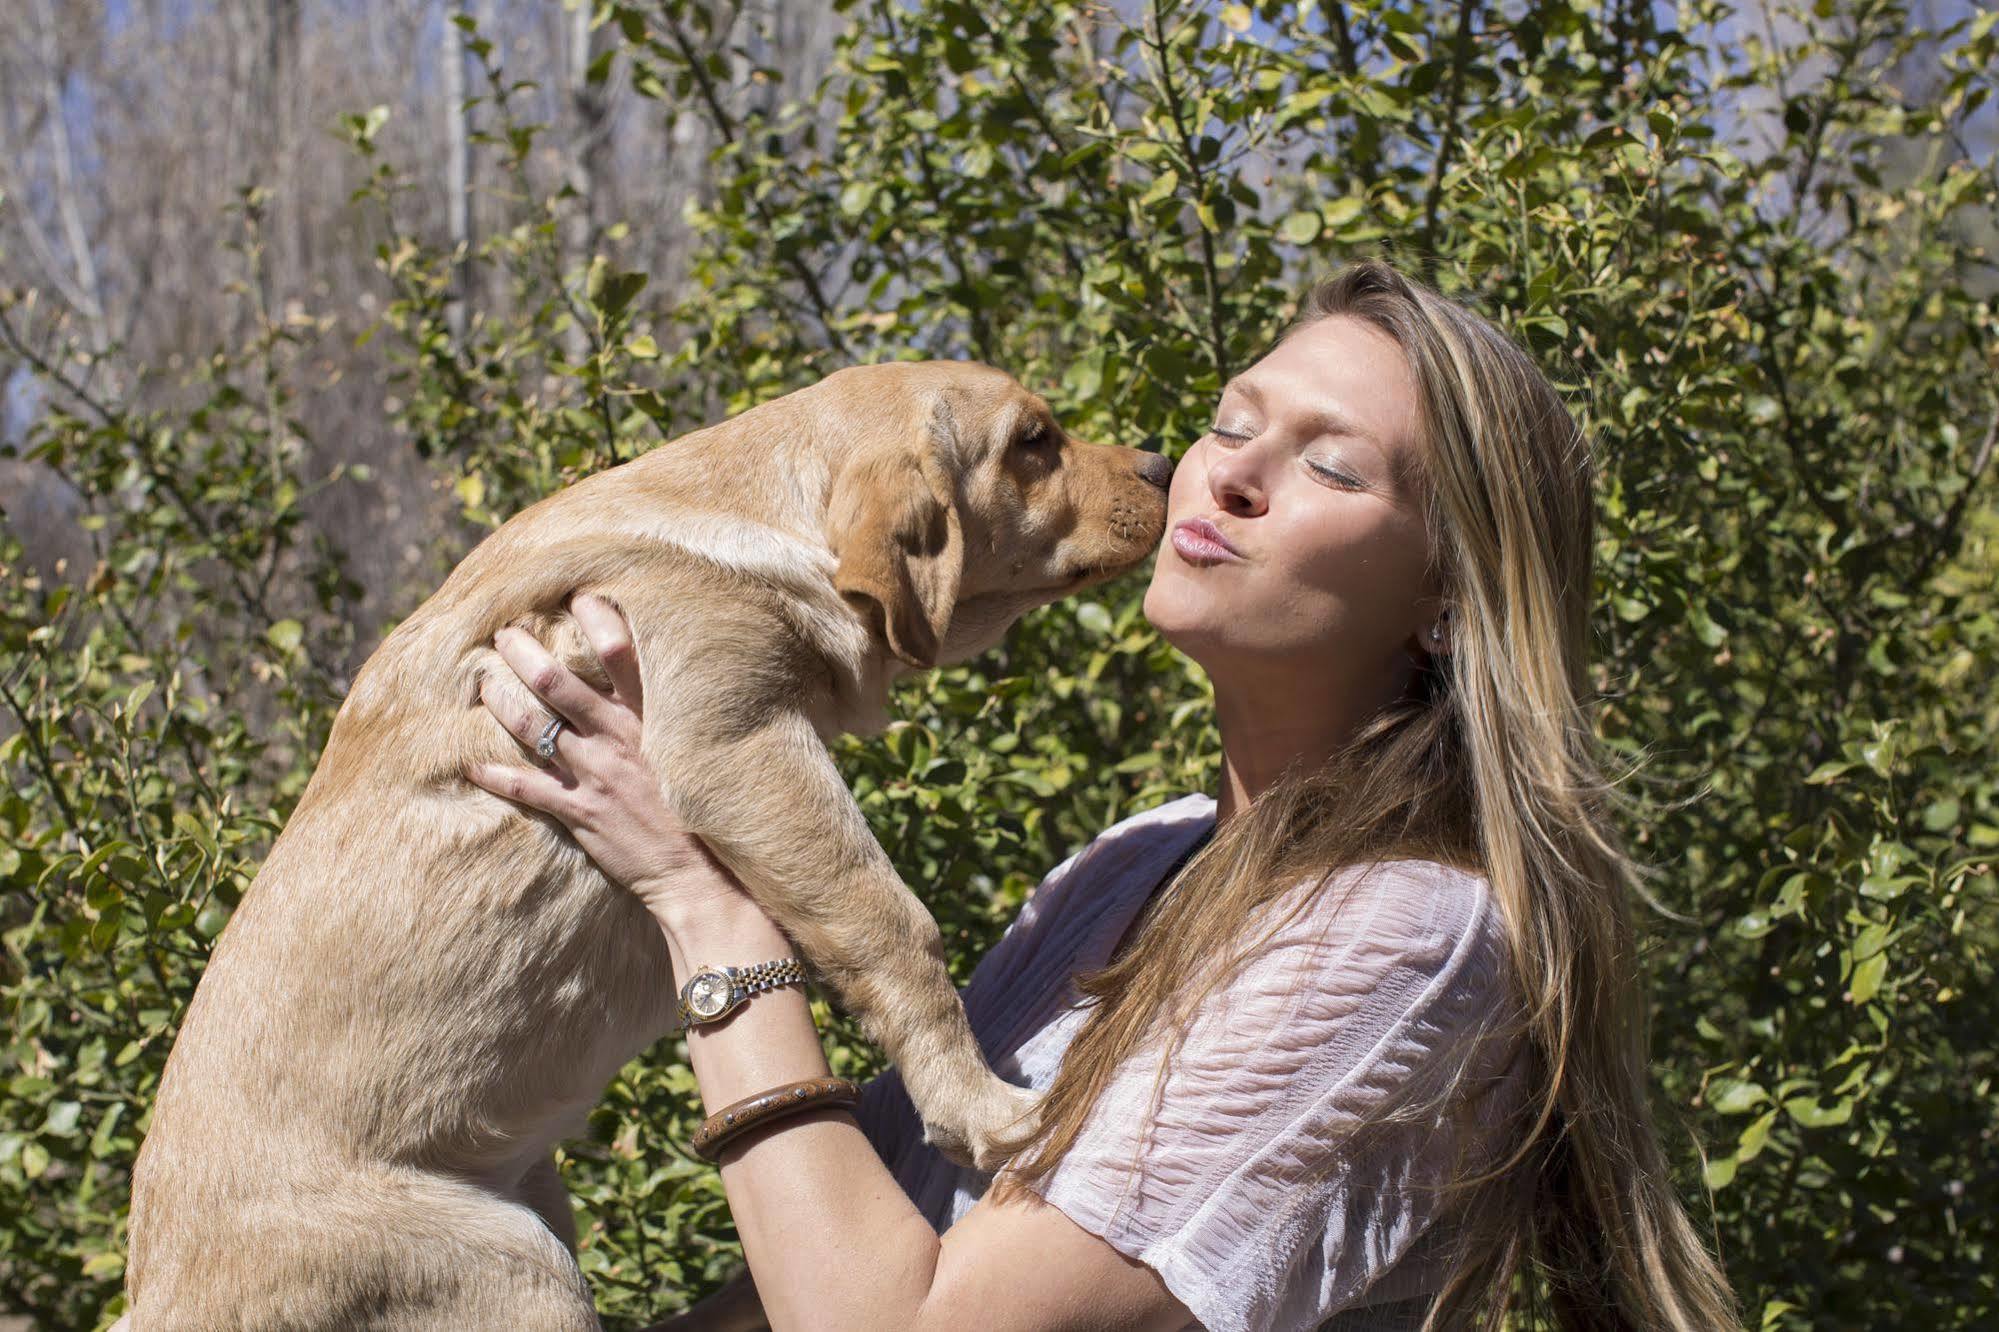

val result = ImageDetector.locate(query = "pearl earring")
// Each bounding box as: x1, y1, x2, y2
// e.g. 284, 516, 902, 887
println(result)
1429, 624, 1443, 644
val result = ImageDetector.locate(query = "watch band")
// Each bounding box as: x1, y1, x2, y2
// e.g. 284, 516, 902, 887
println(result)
677, 958, 811, 1028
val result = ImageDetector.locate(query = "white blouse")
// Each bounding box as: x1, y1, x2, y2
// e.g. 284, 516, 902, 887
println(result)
855, 792, 1533, 1332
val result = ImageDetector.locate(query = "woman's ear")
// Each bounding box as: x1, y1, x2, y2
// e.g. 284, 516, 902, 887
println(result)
826, 447, 963, 670
1414, 594, 1452, 658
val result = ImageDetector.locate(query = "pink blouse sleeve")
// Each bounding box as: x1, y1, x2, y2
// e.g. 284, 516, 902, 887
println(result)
1013, 859, 1530, 1332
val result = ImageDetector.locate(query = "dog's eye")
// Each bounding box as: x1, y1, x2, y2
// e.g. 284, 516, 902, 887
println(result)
1015, 425, 1055, 451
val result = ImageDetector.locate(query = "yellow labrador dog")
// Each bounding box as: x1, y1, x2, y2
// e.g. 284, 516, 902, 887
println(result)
120, 360, 1172, 1330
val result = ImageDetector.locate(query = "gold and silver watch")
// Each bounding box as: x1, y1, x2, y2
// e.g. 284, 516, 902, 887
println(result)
676, 958, 811, 1028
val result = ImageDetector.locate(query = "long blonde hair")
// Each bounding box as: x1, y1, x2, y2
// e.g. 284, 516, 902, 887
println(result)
990, 260, 1738, 1330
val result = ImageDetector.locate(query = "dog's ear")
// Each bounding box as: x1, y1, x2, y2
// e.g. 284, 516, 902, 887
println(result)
827, 444, 963, 671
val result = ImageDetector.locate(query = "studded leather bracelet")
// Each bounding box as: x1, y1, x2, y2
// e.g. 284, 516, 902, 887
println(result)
690, 1076, 861, 1162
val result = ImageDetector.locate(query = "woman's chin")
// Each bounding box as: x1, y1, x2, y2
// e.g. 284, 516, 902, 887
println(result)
1143, 587, 1230, 661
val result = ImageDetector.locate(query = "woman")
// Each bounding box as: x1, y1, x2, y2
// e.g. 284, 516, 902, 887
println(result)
467, 260, 1739, 1330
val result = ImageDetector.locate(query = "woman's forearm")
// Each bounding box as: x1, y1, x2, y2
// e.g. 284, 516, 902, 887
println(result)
659, 897, 946, 1331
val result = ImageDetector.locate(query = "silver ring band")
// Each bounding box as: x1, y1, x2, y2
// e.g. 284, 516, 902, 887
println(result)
534, 715, 566, 762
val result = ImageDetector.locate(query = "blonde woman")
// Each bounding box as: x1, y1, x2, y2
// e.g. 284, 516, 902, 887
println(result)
467, 260, 1739, 1330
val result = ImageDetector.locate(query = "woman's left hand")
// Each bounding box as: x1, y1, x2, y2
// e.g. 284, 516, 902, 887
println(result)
466, 593, 752, 925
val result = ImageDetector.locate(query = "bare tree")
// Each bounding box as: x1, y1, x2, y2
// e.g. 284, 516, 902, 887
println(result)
0, 0, 848, 643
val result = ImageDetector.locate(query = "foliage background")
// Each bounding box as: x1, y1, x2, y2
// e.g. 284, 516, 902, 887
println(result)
2, 1, 1996, 1328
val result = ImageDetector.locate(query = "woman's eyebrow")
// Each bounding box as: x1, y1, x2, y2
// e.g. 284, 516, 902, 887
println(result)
1221, 375, 1380, 447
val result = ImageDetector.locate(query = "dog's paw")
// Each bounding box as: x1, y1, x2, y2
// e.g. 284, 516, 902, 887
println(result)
922, 1081, 1041, 1174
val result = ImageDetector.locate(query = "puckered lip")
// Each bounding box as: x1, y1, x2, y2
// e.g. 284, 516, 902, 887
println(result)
1173, 515, 1241, 557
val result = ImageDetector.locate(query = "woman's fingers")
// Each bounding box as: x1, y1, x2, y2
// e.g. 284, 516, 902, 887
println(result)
481, 675, 569, 764
494, 623, 620, 735
466, 758, 578, 819
571, 593, 644, 710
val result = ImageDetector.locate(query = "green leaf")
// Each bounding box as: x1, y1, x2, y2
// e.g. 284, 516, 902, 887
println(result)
585, 259, 649, 320
1707, 1078, 1768, 1115
1139, 169, 1180, 208
266, 620, 304, 654
1322, 196, 1366, 228
1921, 797, 1959, 831
1280, 211, 1322, 244
1848, 949, 1888, 1004
43, 1100, 82, 1137
81, 1252, 124, 1279
1783, 1095, 1855, 1128
1737, 1109, 1778, 1162
839, 181, 878, 217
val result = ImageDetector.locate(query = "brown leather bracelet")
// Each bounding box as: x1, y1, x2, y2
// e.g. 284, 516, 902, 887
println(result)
691, 1076, 861, 1162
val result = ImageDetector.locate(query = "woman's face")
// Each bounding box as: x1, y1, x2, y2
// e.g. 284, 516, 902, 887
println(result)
1143, 315, 1443, 686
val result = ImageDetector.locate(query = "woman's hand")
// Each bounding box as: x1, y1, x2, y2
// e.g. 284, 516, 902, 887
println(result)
465, 593, 752, 926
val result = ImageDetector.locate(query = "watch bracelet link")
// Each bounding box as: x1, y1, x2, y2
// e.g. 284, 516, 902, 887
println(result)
677, 957, 811, 1027
736, 957, 809, 997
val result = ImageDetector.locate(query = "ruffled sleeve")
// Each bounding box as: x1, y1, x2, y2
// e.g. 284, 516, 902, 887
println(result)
1013, 858, 1529, 1332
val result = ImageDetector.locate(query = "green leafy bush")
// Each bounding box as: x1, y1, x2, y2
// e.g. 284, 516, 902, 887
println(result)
2, 2, 1994, 1327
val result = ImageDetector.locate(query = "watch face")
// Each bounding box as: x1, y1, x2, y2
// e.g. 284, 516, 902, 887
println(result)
686, 969, 732, 1019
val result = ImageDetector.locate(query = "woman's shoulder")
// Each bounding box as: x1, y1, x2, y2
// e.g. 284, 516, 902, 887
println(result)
1241, 855, 1515, 1010
1081, 790, 1218, 854
1306, 855, 1501, 938
1021, 791, 1217, 908
1328, 855, 1503, 943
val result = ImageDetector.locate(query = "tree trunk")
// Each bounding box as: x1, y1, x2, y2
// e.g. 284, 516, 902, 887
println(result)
29, 0, 108, 354
563, 1, 607, 363
263, 0, 301, 305
443, 0, 470, 340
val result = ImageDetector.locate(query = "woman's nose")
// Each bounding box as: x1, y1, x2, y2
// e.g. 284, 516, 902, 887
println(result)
1205, 443, 1268, 517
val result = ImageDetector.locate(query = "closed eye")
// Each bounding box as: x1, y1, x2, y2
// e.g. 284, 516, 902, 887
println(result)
1307, 459, 1366, 489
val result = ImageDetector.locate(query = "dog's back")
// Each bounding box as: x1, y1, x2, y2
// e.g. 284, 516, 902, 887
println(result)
126, 665, 671, 1327
122, 440, 777, 1328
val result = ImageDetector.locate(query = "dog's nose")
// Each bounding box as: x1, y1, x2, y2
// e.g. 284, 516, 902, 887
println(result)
1134, 451, 1175, 491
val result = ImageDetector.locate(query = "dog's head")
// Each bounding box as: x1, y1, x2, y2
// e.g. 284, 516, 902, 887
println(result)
817, 361, 1173, 671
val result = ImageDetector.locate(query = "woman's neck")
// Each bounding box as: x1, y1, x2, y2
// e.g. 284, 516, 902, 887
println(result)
1209, 661, 1409, 827
1212, 709, 1345, 828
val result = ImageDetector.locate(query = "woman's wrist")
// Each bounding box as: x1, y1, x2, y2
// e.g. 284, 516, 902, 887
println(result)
669, 908, 837, 1120
627, 837, 763, 939
655, 889, 794, 983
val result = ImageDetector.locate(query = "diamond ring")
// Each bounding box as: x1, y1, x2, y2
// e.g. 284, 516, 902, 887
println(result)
534, 715, 566, 763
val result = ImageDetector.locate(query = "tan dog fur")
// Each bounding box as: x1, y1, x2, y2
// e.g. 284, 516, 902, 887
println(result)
119, 360, 1172, 1330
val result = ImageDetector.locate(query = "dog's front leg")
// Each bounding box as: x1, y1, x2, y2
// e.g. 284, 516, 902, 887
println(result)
661, 713, 1037, 1172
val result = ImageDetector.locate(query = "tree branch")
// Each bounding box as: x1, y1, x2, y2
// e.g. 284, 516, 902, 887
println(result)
655, 8, 853, 361
1420, 0, 1480, 256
